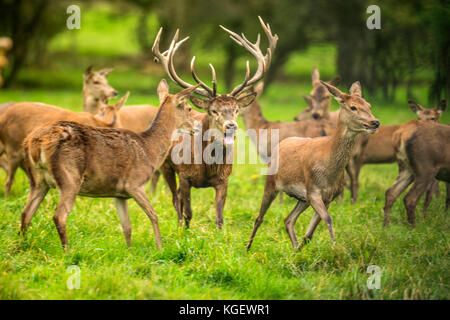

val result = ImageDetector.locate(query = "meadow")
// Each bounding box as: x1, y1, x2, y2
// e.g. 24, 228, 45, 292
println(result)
0, 3, 448, 300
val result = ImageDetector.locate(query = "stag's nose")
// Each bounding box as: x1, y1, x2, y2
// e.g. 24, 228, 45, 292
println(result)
312, 113, 320, 119
225, 123, 237, 130
371, 120, 380, 128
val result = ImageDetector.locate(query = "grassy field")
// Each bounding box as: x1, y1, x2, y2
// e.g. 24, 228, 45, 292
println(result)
0, 2, 448, 300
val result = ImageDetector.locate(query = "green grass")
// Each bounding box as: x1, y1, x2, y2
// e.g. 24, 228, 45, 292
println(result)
0, 79, 449, 300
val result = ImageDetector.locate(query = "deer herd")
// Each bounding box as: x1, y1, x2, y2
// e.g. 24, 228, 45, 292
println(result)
0, 17, 448, 252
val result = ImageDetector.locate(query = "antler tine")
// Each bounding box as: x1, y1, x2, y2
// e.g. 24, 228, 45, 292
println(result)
210, 64, 217, 97
258, 16, 278, 68
231, 60, 251, 96
152, 27, 212, 97
190, 56, 214, 96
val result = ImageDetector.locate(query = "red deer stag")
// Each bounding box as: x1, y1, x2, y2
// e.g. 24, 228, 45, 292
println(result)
247, 81, 380, 250
153, 17, 277, 229
20, 80, 198, 249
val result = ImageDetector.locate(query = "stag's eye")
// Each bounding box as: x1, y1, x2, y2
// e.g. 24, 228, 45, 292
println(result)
350, 106, 357, 111
211, 110, 218, 116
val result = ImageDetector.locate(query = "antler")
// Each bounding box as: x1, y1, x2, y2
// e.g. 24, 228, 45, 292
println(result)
152, 27, 216, 98
220, 16, 278, 96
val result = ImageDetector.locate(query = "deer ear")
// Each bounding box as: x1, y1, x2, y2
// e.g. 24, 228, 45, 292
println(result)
327, 76, 341, 87
98, 67, 114, 77
349, 81, 362, 96
115, 91, 129, 110
408, 99, 423, 115
157, 79, 169, 102
176, 85, 200, 105
437, 100, 447, 113
84, 65, 94, 80
254, 82, 264, 98
189, 96, 211, 110
312, 67, 320, 84
302, 94, 313, 107
237, 92, 257, 110
321, 81, 346, 103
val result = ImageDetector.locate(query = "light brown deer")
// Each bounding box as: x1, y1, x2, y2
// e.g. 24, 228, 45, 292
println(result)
0, 95, 127, 197
20, 80, 198, 249
294, 67, 340, 122
247, 81, 380, 250
153, 17, 277, 229
82, 66, 118, 114
383, 120, 450, 227
0, 101, 14, 173
347, 99, 446, 202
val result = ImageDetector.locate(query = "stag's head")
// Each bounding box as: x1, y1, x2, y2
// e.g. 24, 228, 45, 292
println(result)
408, 99, 446, 123
321, 81, 380, 134
83, 66, 118, 103
94, 91, 129, 127
295, 67, 340, 121
152, 16, 278, 145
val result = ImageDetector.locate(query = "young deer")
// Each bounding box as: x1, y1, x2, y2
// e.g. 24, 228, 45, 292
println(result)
294, 67, 340, 122
247, 81, 379, 250
348, 99, 446, 202
153, 17, 277, 229
20, 80, 198, 249
383, 120, 450, 226
83, 66, 118, 114
0, 96, 127, 197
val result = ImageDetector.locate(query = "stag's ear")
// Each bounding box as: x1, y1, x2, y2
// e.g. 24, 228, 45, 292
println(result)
312, 66, 320, 84
189, 96, 211, 110
327, 76, 341, 87
98, 67, 114, 77
437, 100, 447, 113
115, 92, 129, 110
349, 81, 362, 96
408, 99, 424, 115
321, 81, 346, 103
237, 92, 257, 110
302, 94, 313, 108
254, 82, 264, 98
157, 79, 169, 102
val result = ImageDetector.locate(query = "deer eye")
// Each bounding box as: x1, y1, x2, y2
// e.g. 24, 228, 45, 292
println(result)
94, 81, 100, 85
430, 117, 436, 121
211, 110, 218, 116
350, 106, 357, 111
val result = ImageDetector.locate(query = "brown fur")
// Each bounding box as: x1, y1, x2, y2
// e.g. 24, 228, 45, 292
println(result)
82, 66, 118, 114
247, 81, 379, 250
348, 99, 446, 202
383, 120, 450, 226
20, 80, 198, 249
0, 96, 126, 197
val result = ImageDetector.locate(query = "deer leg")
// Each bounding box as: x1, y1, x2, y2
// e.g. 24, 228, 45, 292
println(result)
299, 212, 321, 249
5, 156, 20, 197
0, 154, 8, 173
20, 184, 49, 236
383, 168, 414, 226
114, 198, 131, 247
179, 179, 192, 228
403, 178, 432, 227
423, 180, 439, 219
160, 163, 182, 226
346, 160, 359, 204
150, 170, 161, 194
53, 189, 78, 249
130, 188, 162, 249
308, 192, 335, 244
284, 200, 309, 249
246, 176, 278, 250
446, 183, 450, 211
434, 180, 441, 199
214, 183, 228, 229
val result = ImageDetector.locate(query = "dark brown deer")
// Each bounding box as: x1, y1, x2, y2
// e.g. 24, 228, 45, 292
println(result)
0, 96, 127, 197
383, 120, 450, 227
247, 81, 379, 250
347, 99, 446, 202
82, 66, 118, 114
20, 80, 198, 249
153, 17, 277, 229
